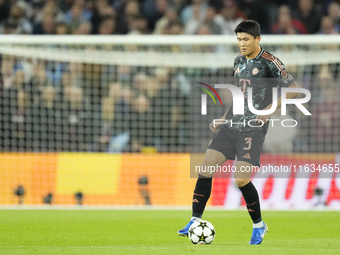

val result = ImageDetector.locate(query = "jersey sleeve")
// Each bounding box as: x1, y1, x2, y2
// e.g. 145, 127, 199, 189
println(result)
267, 57, 294, 87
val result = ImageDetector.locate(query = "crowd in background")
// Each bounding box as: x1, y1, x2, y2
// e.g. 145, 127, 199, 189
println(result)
0, 56, 191, 152
0, 0, 340, 35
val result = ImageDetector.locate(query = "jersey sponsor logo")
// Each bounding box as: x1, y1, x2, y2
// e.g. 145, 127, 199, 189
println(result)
252, 68, 259, 75
239, 79, 251, 96
243, 153, 251, 159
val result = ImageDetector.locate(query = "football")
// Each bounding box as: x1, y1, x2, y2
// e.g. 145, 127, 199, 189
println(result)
188, 220, 215, 245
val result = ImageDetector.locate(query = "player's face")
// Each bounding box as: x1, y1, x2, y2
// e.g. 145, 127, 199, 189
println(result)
236, 33, 261, 59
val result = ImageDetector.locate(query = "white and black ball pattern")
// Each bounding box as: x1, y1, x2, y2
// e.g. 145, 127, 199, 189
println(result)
188, 220, 215, 245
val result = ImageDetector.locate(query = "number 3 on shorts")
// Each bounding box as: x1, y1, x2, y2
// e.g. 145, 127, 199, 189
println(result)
244, 138, 252, 150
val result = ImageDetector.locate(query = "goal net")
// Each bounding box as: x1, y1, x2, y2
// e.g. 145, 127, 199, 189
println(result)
0, 35, 339, 208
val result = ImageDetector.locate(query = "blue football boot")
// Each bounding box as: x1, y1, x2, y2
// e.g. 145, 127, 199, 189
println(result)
249, 222, 268, 245
177, 218, 198, 236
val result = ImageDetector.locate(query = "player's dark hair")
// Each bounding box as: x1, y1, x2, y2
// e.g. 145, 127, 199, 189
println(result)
234, 20, 261, 38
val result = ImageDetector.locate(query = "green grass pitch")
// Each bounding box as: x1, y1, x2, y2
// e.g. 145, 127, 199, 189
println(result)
0, 210, 339, 255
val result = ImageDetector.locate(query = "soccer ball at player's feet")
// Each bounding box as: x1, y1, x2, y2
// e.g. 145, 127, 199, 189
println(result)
188, 220, 215, 245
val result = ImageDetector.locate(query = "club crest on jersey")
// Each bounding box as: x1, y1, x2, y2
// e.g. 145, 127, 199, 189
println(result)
252, 68, 259, 75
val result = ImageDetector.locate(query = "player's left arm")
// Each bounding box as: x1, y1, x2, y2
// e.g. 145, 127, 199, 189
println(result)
275, 81, 299, 109
255, 81, 299, 124
255, 56, 298, 124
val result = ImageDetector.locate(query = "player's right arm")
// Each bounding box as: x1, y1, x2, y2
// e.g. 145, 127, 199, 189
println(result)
210, 54, 240, 132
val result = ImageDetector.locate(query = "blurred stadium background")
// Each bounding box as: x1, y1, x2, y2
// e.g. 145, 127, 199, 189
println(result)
0, 0, 340, 209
